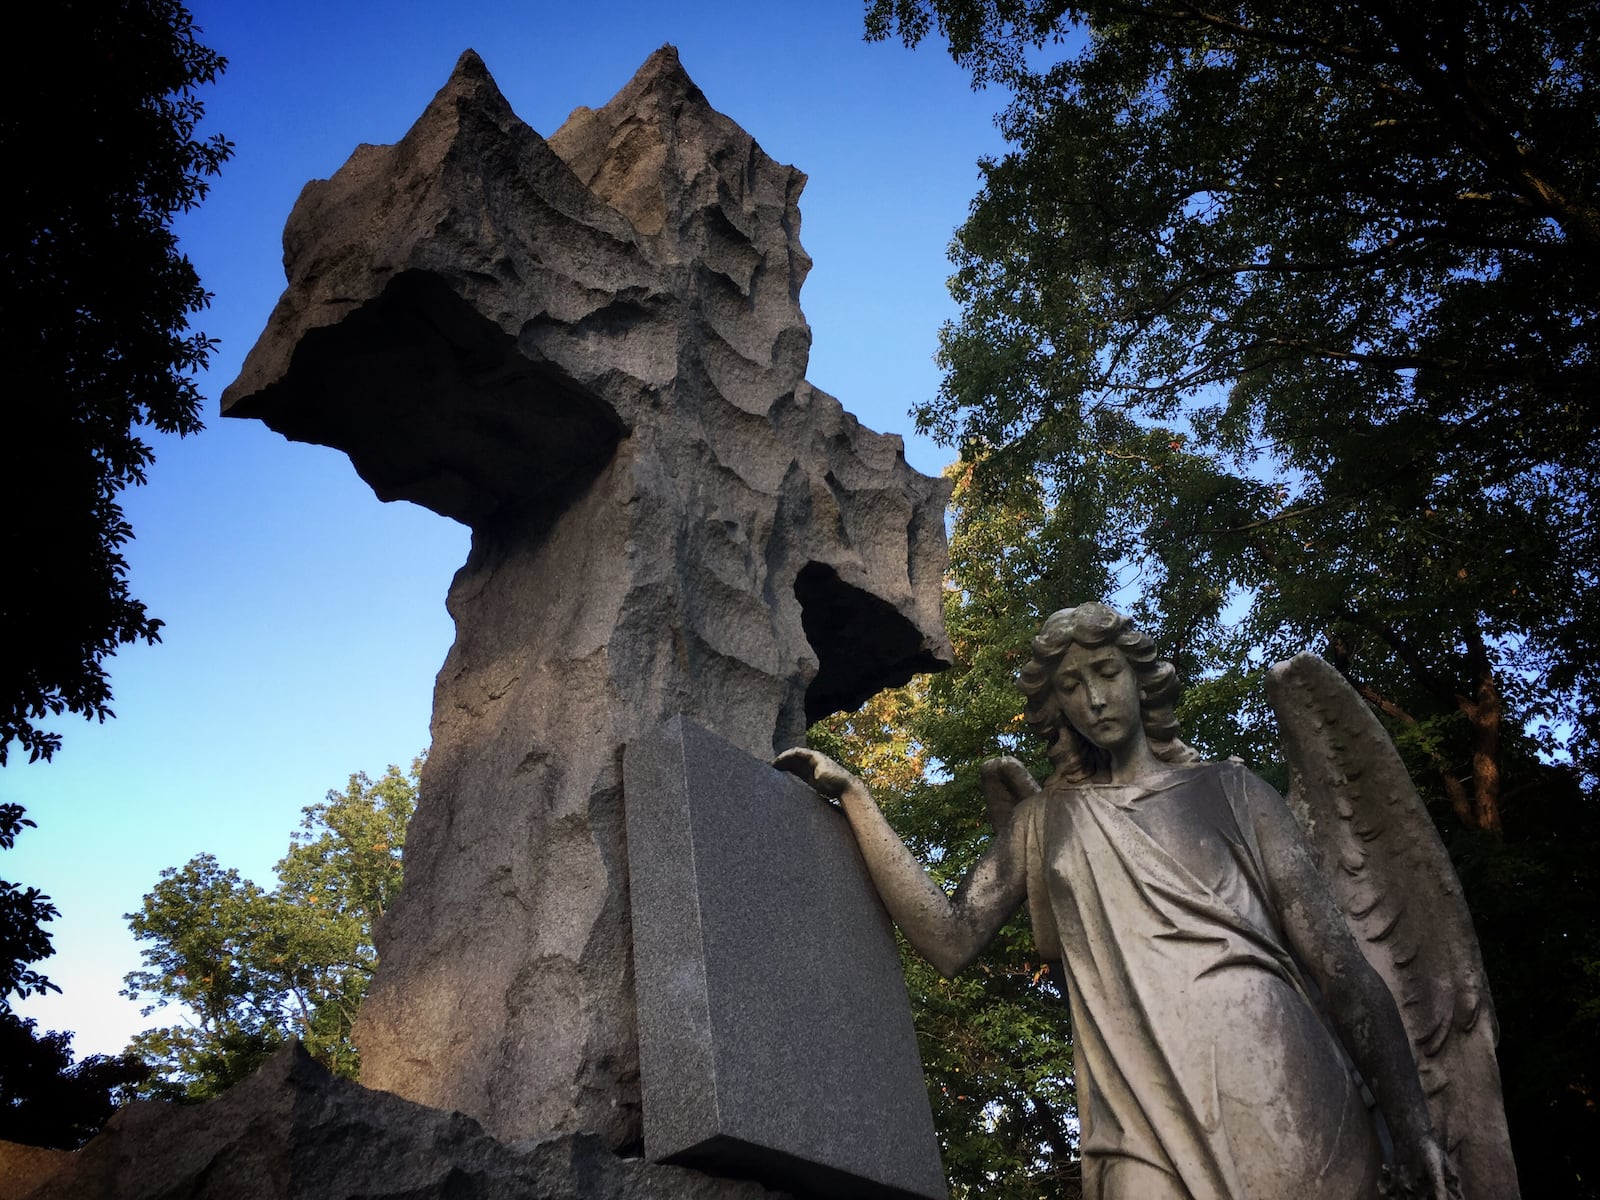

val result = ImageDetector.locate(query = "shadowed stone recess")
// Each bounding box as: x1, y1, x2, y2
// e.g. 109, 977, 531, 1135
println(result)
221, 47, 951, 1150
624, 718, 945, 1200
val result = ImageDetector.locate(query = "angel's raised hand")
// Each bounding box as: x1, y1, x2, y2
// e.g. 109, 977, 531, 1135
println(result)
773, 747, 858, 801
980, 756, 1040, 831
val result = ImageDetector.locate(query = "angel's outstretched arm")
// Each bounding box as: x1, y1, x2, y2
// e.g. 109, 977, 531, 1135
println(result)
1247, 773, 1460, 1200
774, 748, 1029, 978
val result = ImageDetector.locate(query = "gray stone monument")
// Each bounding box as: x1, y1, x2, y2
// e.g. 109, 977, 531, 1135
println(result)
625, 718, 946, 1200
221, 41, 952, 1182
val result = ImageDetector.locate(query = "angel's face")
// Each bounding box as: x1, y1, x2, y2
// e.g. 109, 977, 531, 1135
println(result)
1055, 642, 1144, 755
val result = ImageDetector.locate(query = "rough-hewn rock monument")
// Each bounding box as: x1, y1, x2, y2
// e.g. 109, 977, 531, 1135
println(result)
220, 43, 951, 1162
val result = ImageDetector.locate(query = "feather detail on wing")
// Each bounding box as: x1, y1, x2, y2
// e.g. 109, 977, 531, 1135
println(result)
1265, 652, 1520, 1200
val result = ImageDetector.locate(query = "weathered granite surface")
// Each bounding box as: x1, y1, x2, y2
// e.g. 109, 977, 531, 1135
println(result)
624, 718, 944, 1200
0, 1142, 69, 1200
12, 1043, 788, 1200
221, 47, 950, 1149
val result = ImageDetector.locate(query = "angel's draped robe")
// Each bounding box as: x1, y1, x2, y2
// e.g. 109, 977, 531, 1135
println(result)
1017, 762, 1384, 1199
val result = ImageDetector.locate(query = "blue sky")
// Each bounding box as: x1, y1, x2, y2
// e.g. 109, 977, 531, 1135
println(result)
7, 0, 1008, 1056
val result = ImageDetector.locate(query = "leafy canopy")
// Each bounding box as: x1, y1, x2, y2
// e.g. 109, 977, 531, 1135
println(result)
1, 805, 58, 1003
0, 0, 231, 765
853, 1, 1600, 1192
867, 0, 1599, 828
124, 763, 417, 1098
0, 0, 229, 1149
0, 1014, 148, 1150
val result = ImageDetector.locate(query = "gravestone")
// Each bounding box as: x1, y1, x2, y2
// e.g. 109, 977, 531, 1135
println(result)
222, 43, 951, 1164
625, 718, 945, 1200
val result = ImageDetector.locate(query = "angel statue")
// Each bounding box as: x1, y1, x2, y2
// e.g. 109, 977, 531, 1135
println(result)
776, 602, 1518, 1200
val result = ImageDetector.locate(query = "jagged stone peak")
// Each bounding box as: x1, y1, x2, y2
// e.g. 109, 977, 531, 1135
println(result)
437, 44, 698, 128
547, 46, 706, 240
549, 45, 805, 258
602, 43, 708, 112
406, 45, 523, 146
449, 46, 491, 80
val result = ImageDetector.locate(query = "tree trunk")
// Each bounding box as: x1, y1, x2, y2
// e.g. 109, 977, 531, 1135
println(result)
1459, 628, 1505, 837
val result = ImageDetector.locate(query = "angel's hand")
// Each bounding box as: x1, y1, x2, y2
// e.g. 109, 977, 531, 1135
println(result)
979, 756, 1040, 831
980, 756, 1039, 801
774, 748, 861, 802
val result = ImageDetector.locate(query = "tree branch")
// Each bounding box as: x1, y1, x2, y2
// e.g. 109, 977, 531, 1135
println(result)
1103, 2, 1394, 69
1370, 4, 1600, 251
1338, 604, 1458, 712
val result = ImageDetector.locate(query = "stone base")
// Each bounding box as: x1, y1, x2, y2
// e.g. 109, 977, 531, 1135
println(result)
0, 1142, 70, 1200
13, 1043, 786, 1200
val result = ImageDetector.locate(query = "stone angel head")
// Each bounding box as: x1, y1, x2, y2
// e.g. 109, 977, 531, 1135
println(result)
1017, 602, 1201, 783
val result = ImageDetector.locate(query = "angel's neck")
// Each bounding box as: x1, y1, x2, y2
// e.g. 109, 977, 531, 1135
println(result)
1106, 738, 1167, 785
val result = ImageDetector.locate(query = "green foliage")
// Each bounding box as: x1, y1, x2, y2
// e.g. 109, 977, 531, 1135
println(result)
901, 948, 1079, 1198
1, 805, 58, 1002
123, 763, 417, 1098
1, 0, 231, 765
0, 1011, 149, 1149
852, 3, 1600, 1191
122, 854, 283, 1098
1445, 782, 1600, 1197
0, 0, 230, 1146
865, 0, 1599, 834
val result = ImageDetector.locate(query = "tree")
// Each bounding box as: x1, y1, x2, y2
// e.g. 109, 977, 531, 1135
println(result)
2, 804, 148, 1148
0, 1015, 149, 1149
1, 805, 58, 1004
123, 763, 417, 1098
854, 3, 1600, 1191
1, 0, 230, 1146
866, 0, 1599, 834
1, 0, 230, 765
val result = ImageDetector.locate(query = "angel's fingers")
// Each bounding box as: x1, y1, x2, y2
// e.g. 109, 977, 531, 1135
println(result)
774, 748, 855, 799
773, 747, 820, 782
982, 756, 1041, 800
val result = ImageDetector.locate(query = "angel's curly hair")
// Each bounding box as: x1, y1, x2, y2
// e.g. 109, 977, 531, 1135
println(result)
1017, 602, 1200, 783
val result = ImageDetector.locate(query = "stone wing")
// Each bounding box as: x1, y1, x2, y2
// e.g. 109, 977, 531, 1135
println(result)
1265, 653, 1519, 1200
